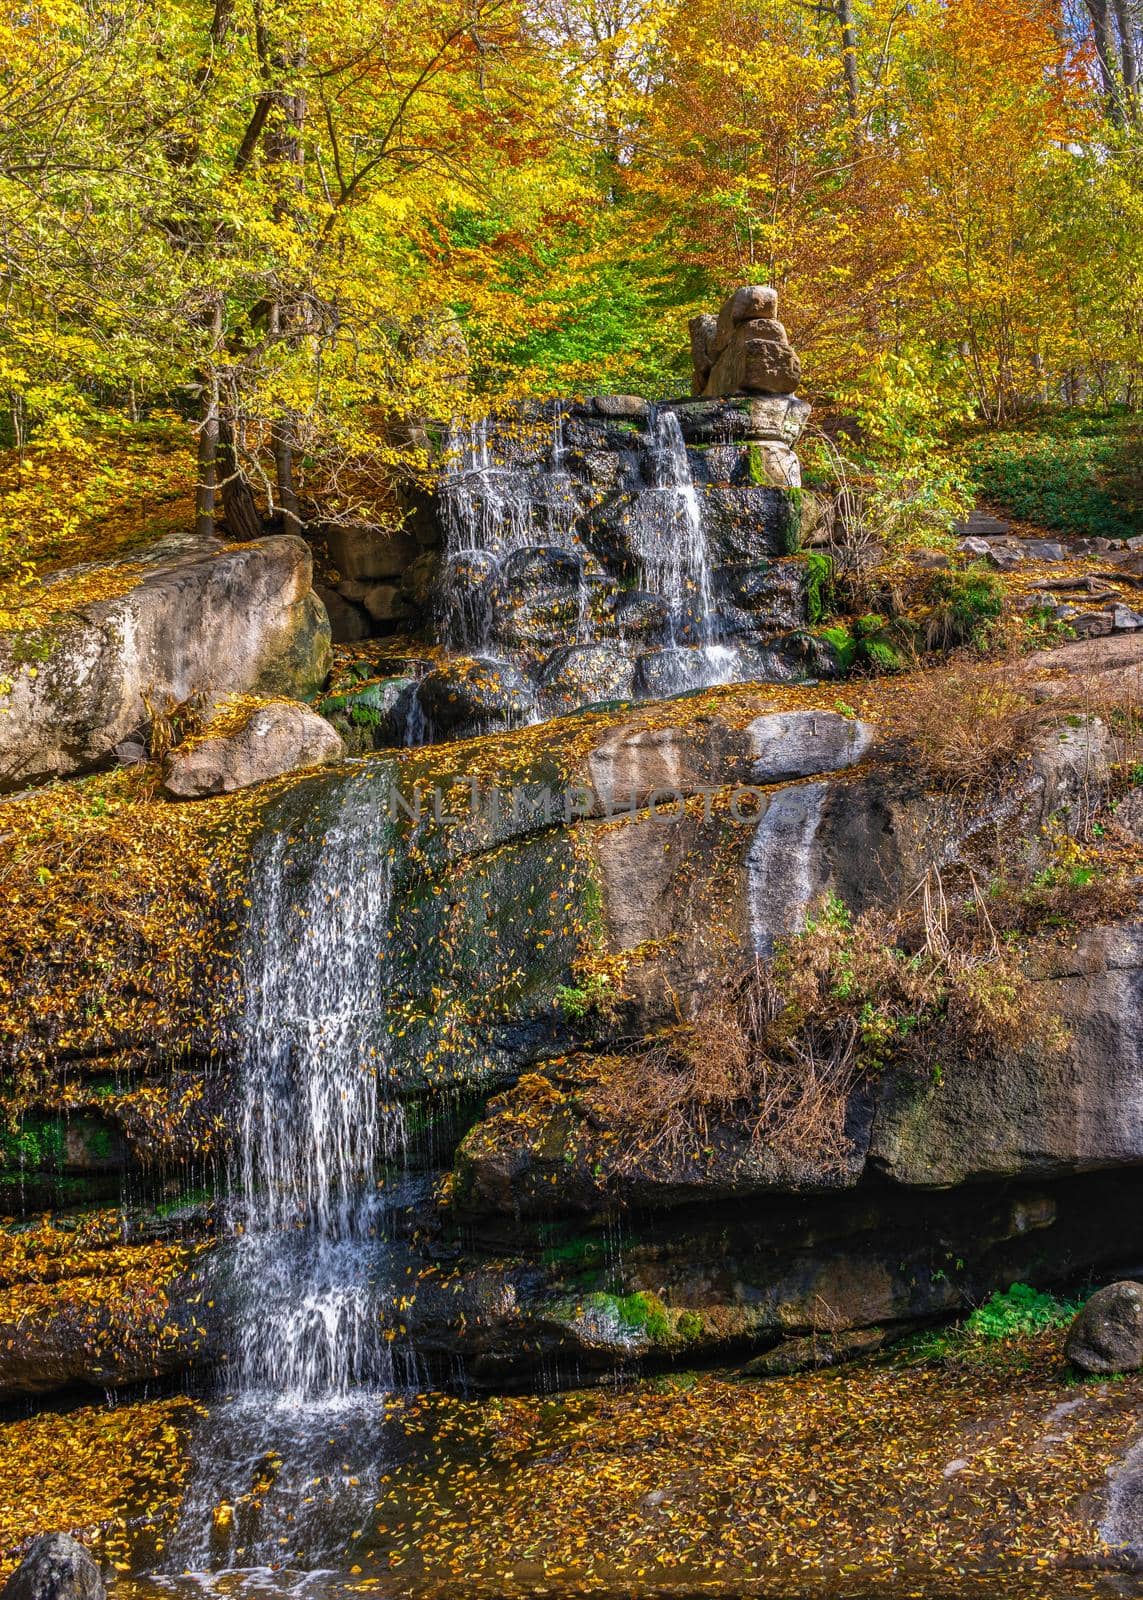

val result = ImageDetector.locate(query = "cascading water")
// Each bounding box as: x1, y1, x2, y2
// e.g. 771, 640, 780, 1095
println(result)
437, 412, 580, 653
634, 407, 740, 693
638, 407, 715, 637
230, 790, 403, 1399
164, 769, 412, 1576
439, 414, 579, 560
423, 397, 804, 737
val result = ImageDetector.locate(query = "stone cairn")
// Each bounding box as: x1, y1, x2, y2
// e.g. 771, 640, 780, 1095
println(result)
689, 285, 801, 398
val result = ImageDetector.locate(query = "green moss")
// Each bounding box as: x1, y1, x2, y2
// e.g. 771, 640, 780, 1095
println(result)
853, 613, 904, 673
784, 487, 804, 554
864, 638, 903, 672
1, 1115, 65, 1171
580, 869, 605, 939
613, 1290, 671, 1342
84, 1126, 114, 1161
541, 1233, 606, 1269
817, 624, 857, 672
804, 550, 835, 625
676, 1309, 704, 1342
925, 563, 1004, 651
319, 682, 390, 729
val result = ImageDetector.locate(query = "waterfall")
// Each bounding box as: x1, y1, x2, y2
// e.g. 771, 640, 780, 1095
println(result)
633, 407, 743, 693
437, 411, 580, 652
638, 407, 716, 642
230, 777, 403, 1398
440, 414, 576, 558
440, 418, 533, 555
165, 768, 410, 1573
433, 400, 775, 711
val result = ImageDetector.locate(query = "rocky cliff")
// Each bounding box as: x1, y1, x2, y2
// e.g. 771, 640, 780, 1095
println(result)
2, 618, 1141, 1398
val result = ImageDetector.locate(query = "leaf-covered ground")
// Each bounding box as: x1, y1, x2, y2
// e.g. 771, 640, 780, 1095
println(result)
356, 1340, 1143, 1597
0, 1394, 201, 1575
8, 1338, 1143, 1600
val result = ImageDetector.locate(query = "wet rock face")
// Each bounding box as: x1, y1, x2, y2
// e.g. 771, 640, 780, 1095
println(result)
1066, 1281, 1143, 1373
416, 655, 538, 737
0, 535, 331, 792
429, 399, 809, 730
539, 642, 635, 715
418, 1171, 1143, 1387
1, 1536, 104, 1600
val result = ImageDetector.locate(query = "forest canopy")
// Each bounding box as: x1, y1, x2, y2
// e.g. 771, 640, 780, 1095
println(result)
0, 0, 1139, 548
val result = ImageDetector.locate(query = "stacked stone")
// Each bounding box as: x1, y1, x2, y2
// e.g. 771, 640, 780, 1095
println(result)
689, 285, 801, 399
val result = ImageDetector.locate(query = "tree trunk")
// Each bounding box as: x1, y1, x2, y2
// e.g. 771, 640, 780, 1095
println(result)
838, 0, 861, 145
1112, 0, 1139, 115
218, 418, 264, 542
195, 386, 219, 539
272, 418, 302, 537
195, 299, 224, 540
1087, 0, 1124, 123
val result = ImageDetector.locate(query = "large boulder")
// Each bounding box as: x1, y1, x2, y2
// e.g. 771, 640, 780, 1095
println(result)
694, 286, 802, 398
746, 710, 873, 782
1066, 1281, 1143, 1373
665, 395, 811, 447
1, 1536, 104, 1600
0, 535, 331, 792
314, 581, 370, 643
318, 520, 418, 583
162, 699, 345, 798
416, 655, 538, 739
539, 642, 635, 714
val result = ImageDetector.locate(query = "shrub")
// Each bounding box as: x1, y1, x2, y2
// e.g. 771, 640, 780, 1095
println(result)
966, 1283, 1082, 1340
608, 889, 1061, 1174
894, 662, 1060, 793
907, 1282, 1084, 1369
923, 563, 1004, 652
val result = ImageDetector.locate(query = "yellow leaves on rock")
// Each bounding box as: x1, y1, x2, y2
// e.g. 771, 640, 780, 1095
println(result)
0, 1211, 201, 1346
0, 1394, 201, 1577
0, 766, 267, 1137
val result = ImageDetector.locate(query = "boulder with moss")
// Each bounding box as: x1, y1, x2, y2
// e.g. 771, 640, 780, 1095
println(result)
1, 1535, 105, 1600
0, 534, 331, 792
1066, 1281, 1143, 1373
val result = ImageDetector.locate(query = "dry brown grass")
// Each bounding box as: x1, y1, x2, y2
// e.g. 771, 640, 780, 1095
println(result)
893, 661, 1062, 793
609, 963, 858, 1174
608, 879, 1070, 1177
893, 653, 1143, 806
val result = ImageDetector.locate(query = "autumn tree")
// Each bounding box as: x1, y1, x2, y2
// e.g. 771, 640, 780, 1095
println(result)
0, 0, 586, 538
